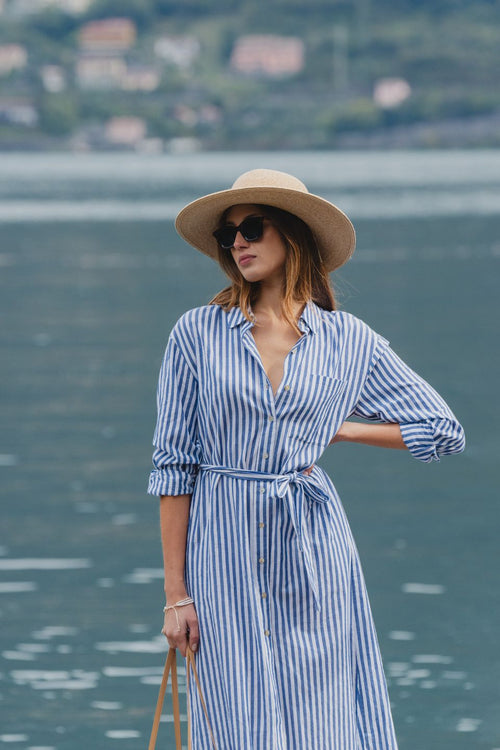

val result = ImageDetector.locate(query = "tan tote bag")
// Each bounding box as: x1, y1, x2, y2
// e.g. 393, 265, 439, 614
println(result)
148, 645, 217, 750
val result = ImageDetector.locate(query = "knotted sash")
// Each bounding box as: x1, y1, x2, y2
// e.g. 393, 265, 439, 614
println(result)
199, 464, 330, 612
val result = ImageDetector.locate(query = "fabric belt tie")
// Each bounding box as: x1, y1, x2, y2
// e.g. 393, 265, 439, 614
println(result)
199, 464, 330, 613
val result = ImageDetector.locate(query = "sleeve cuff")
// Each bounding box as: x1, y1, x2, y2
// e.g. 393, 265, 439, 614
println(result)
399, 421, 440, 463
147, 467, 198, 496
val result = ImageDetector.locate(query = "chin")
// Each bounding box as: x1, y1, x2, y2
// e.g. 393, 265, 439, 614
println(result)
239, 269, 264, 283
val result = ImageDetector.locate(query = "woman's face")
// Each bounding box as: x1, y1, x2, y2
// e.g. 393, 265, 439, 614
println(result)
224, 204, 287, 285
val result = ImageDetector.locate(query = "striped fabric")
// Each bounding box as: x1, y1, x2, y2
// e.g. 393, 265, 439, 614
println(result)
148, 300, 465, 750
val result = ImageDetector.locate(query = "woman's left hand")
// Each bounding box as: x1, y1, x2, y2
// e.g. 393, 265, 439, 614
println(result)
302, 465, 314, 476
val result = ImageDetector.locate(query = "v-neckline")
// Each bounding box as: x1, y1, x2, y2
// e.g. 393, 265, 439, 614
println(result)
239, 302, 309, 401
249, 326, 304, 401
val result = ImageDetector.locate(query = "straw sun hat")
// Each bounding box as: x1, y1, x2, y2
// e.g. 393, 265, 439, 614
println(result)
175, 168, 356, 272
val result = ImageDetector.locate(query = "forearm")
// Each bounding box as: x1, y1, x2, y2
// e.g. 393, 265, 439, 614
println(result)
159, 493, 191, 602
330, 420, 407, 450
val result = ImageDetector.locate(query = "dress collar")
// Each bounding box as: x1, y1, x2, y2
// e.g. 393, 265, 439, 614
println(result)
225, 299, 321, 334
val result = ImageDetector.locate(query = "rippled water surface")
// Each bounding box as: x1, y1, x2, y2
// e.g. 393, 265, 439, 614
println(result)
1, 151, 499, 749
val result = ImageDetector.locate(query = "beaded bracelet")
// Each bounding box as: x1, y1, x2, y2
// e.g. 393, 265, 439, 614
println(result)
163, 597, 194, 632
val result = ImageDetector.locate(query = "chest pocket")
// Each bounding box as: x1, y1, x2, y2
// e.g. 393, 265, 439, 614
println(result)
287, 373, 346, 446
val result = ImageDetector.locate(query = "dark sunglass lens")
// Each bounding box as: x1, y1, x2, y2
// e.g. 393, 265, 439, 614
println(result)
240, 216, 264, 241
213, 226, 237, 249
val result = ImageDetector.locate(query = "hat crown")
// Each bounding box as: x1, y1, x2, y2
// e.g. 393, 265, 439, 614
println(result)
231, 168, 309, 194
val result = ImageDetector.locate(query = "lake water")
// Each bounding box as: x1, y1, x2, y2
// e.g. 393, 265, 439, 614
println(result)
1, 150, 499, 749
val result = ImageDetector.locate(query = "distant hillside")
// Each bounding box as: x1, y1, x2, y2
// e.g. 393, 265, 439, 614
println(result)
0, 0, 498, 150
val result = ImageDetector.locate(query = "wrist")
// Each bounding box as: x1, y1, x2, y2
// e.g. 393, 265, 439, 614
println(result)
164, 586, 188, 605
342, 421, 361, 442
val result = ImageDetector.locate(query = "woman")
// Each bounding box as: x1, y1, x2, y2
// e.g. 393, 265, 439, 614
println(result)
148, 169, 465, 749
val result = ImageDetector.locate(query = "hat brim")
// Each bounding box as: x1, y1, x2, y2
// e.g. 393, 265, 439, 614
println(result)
175, 185, 355, 272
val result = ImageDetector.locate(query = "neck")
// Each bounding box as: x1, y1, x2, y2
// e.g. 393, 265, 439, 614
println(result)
251, 285, 305, 323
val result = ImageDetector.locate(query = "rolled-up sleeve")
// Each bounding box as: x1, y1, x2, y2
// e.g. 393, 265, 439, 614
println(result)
147, 334, 201, 496
352, 337, 466, 462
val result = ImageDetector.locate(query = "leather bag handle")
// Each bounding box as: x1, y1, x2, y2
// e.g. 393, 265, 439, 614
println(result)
148, 646, 217, 750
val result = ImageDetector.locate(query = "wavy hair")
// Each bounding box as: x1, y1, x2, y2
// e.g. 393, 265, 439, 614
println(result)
209, 204, 336, 334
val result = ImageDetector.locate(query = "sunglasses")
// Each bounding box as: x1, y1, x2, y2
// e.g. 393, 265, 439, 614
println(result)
213, 215, 267, 250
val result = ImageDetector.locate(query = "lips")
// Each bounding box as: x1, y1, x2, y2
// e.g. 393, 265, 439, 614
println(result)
238, 254, 256, 265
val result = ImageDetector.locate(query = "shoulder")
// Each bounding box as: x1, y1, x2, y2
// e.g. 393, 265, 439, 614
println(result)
319, 308, 388, 343
168, 304, 228, 358
160, 306, 215, 375
317, 307, 390, 370
170, 304, 223, 339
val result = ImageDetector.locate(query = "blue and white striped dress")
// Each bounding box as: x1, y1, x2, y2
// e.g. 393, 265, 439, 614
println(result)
148, 300, 465, 750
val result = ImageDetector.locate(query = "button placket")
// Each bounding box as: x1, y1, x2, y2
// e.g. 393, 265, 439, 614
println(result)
275, 333, 307, 408
256, 482, 271, 640
261, 370, 277, 470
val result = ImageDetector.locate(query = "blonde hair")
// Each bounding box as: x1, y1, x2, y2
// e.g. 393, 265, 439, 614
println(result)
209, 204, 336, 334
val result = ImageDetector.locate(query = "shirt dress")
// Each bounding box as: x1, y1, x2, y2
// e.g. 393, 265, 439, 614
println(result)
148, 300, 465, 750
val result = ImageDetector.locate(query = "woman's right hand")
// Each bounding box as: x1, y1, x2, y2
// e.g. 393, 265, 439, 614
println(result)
161, 601, 199, 658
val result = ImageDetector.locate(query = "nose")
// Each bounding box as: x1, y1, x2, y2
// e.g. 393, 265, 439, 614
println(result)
232, 230, 249, 250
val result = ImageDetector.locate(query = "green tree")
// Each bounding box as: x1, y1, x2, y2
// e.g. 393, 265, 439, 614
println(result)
39, 94, 79, 136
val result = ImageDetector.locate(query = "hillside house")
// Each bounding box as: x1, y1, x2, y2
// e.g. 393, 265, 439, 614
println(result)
230, 35, 304, 77
105, 116, 146, 146
121, 66, 160, 92
0, 98, 37, 126
76, 56, 126, 89
40, 65, 66, 93
78, 18, 137, 53
0, 44, 28, 76
373, 78, 411, 109
154, 35, 200, 69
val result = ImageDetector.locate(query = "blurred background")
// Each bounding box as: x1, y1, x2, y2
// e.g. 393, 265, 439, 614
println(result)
1, 2, 499, 750
0, 0, 500, 150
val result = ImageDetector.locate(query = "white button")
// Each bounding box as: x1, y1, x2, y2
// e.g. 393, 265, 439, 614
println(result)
284, 384, 290, 391
261, 592, 267, 599
260, 487, 265, 494
259, 522, 265, 528
259, 557, 265, 564
263, 452, 269, 459
264, 629, 270, 636
268, 416, 274, 422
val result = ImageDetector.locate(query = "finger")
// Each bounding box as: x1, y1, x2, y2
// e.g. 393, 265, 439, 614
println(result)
170, 622, 189, 656
187, 617, 200, 653
177, 632, 188, 658
167, 633, 187, 656
166, 630, 186, 654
